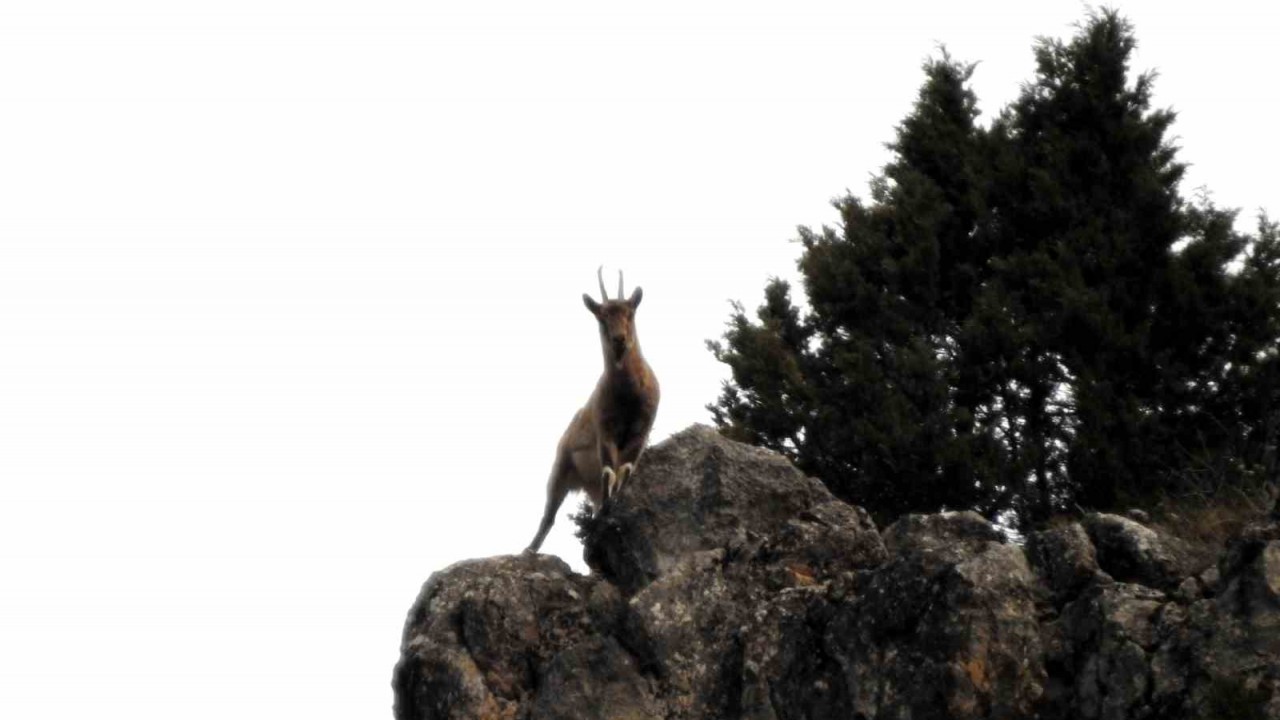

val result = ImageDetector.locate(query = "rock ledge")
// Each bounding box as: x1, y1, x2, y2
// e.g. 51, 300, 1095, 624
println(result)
394, 425, 1280, 719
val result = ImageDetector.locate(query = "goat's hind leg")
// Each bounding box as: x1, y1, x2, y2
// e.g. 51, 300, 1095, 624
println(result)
525, 459, 572, 554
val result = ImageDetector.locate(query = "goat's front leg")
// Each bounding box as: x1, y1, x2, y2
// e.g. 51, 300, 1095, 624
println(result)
615, 434, 648, 494
598, 440, 621, 502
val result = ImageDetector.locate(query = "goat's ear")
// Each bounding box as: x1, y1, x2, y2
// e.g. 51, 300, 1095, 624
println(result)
628, 286, 643, 310
583, 294, 602, 316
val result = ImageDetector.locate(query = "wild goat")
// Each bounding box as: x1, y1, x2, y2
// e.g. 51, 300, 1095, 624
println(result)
525, 267, 660, 553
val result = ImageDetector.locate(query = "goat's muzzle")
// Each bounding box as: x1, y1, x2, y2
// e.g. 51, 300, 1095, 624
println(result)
611, 337, 629, 359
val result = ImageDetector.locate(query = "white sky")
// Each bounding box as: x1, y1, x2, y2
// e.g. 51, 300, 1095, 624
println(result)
1, 1, 1276, 717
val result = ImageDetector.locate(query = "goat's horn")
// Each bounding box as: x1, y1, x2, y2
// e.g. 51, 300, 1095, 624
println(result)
617, 270, 624, 300
597, 265, 609, 302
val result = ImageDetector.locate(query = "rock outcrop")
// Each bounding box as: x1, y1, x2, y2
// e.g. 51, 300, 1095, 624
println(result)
393, 425, 1280, 719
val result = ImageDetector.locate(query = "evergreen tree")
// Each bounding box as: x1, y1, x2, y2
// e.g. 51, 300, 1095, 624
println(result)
994, 10, 1188, 511
712, 55, 1001, 521
1157, 211, 1280, 494
1232, 218, 1280, 487
710, 11, 1280, 525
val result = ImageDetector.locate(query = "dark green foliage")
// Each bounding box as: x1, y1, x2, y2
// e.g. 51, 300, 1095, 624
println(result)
1200, 676, 1271, 720
995, 11, 1189, 512
709, 10, 1280, 527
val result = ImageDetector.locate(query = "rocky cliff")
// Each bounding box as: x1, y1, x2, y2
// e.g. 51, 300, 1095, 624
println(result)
392, 426, 1280, 719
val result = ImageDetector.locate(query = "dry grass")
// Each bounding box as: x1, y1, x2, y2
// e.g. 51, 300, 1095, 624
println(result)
1146, 484, 1276, 572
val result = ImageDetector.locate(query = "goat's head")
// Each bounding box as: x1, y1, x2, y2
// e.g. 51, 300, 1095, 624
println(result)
582, 266, 643, 364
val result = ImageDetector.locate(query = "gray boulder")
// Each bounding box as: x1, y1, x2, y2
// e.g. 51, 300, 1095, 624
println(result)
1150, 519, 1280, 719
828, 512, 1046, 719
1054, 582, 1168, 720
582, 425, 885, 594
393, 426, 1280, 719
1084, 512, 1196, 592
1027, 521, 1108, 599
391, 553, 654, 720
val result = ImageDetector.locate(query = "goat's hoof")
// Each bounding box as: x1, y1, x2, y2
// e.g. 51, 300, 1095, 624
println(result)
601, 467, 618, 501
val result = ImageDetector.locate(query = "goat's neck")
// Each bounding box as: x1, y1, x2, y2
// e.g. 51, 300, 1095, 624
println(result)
601, 343, 646, 381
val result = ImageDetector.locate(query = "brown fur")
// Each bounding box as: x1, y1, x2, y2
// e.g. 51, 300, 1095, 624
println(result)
525, 274, 660, 553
